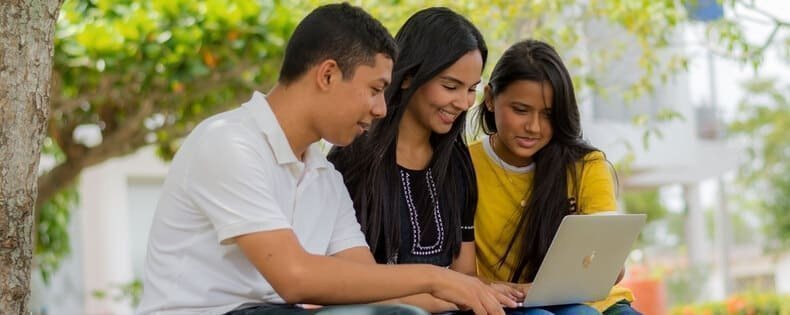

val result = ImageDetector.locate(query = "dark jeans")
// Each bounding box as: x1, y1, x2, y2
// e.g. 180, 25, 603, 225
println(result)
438, 303, 599, 315
602, 300, 642, 315
509, 300, 641, 315
506, 303, 600, 315
225, 300, 639, 315
442, 300, 640, 315
225, 304, 429, 315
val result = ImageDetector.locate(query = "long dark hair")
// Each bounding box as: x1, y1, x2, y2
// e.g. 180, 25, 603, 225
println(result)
475, 39, 602, 282
328, 7, 487, 263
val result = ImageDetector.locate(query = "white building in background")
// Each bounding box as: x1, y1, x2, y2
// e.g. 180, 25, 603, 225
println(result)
577, 1, 790, 302
577, 17, 739, 301
32, 147, 168, 315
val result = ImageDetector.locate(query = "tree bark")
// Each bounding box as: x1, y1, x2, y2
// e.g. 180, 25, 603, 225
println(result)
0, 1, 64, 313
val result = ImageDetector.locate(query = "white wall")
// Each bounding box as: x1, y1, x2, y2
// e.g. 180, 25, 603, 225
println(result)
79, 147, 168, 315
126, 178, 163, 280
776, 253, 790, 294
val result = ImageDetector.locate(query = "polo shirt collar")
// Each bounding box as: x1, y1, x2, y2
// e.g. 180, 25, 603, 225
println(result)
242, 91, 330, 170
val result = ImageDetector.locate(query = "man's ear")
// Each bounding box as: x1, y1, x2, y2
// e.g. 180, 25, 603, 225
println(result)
484, 85, 495, 111
315, 59, 340, 91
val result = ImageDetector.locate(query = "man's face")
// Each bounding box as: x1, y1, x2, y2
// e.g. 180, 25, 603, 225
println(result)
318, 53, 392, 146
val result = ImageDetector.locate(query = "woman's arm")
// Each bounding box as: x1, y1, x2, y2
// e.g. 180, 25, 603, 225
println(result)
450, 242, 477, 276
450, 242, 525, 302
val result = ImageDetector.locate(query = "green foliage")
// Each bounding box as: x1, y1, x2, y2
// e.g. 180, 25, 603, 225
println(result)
623, 189, 668, 222
36, 187, 76, 284
623, 188, 670, 248
731, 79, 790, 182
49, 0, 695, 162
703, 207, 760, 245
766, 175, 790, 247
729, 79, 790, 249
613, 150, 637, 176
664, 266, 711, 306
92, 279, 143, 308
39, 0, 304, 282
671, 292, 790, 315
588, 0, 686, 96
53, 0, 290, 160
36, 138, 77, 284
706, 0, 790, 72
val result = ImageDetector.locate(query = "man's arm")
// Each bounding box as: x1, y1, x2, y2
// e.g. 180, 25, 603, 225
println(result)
235, 229, 512, 315
332, 247, 459, 313
331, 246, 376, 264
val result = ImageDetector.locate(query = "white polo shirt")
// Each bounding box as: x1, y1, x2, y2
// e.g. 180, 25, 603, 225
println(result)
137, 92, 368, 315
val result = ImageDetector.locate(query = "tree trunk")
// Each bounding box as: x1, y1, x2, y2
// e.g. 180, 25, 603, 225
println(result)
0, 1, 64, 313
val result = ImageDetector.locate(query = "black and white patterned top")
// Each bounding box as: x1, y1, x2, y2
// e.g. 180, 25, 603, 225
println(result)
391, 165, 475, 267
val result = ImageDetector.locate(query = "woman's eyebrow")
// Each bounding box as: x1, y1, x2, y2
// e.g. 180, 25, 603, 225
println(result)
439, 75, 480, 86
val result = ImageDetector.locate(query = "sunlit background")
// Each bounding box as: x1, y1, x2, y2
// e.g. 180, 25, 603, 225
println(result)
32, 0, 789, 314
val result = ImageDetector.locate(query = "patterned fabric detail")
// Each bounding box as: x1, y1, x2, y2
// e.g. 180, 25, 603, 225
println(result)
399, 168, 445, 256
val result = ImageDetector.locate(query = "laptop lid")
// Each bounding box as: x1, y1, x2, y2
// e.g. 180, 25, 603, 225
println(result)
522, 213, 647, 307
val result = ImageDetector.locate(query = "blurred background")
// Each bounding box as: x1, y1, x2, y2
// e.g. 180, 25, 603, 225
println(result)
31, 0, 789, 314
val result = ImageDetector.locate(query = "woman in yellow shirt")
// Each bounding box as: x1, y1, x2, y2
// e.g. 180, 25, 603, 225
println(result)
469, 39, 641, 315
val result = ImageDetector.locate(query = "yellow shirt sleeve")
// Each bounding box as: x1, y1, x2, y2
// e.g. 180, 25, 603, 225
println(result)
577, 151, 617, 214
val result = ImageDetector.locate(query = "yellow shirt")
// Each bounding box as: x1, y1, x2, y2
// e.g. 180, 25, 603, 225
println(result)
470, 138, 633, 312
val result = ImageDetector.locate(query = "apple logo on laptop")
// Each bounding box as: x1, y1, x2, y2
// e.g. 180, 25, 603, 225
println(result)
582, 250, 596, 269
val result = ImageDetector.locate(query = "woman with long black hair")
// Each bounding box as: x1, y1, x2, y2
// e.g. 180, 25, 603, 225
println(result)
329, 7, 520, 313
471, 39, 640, 315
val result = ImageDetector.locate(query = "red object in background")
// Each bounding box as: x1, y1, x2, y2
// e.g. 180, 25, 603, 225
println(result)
620, 265, 668, 315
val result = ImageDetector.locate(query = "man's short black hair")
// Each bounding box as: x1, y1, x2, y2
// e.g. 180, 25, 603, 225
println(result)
278, 3, 397, 84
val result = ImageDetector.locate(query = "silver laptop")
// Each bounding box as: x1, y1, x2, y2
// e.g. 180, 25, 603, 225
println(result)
521, 213, 646, 307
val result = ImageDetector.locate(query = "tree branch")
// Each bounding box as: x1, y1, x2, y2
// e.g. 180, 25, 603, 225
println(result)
36, 100, 154, 209
50, 74, 123, 119
736, 0, 790, 26
37, 61, 265, 210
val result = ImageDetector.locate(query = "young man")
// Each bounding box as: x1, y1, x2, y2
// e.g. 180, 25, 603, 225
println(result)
137, 3, 511, 315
